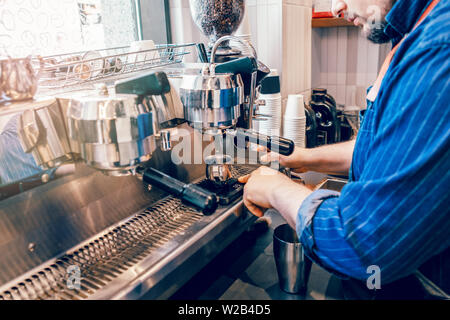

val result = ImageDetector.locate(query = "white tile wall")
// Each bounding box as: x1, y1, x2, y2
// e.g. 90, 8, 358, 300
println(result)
280, 2, 312, 98
247, 0, 313, 98
168, 0, 208, 62
312, 26, 390, 109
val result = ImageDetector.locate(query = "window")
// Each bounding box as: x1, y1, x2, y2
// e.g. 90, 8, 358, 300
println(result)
140, 0, 171, 44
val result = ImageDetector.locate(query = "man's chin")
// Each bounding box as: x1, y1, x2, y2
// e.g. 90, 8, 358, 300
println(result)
363, 21, 391, 44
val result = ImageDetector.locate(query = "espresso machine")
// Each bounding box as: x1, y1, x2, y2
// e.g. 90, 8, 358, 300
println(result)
0, 0, 294, 300
0, 60, 291, 300
0, 71, 248, 300
181, 37, 289, 135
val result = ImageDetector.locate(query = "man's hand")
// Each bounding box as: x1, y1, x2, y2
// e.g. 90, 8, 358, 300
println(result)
261, 141, 355, 176
260, 147, 312, 173
239, 166, 314, 231
238, 166, 292, 217
239, 141, 356, 227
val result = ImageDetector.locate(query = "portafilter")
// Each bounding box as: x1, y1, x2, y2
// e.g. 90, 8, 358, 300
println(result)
114, 72, 219, 214
205, 154, 233, 188
137, 166, 218, 215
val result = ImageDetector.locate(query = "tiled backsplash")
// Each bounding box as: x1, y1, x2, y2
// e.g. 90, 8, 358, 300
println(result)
312, 26, 390, 109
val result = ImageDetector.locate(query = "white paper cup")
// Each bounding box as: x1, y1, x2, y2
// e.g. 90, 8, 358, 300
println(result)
284, 119, 306, 128
285, 94, 306, 119
284, 116, 306, 148
129, 40, 159, 66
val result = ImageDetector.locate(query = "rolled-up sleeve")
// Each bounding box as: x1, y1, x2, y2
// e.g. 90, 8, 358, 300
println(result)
297, 189, 367, 281
296, 189, 340, 240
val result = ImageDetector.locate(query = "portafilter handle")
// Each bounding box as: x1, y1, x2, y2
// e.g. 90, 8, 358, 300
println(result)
142, 167, 218, 215
228, 128, 295, 156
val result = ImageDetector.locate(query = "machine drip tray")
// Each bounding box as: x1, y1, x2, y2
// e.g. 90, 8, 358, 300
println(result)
198, 179, 244, 206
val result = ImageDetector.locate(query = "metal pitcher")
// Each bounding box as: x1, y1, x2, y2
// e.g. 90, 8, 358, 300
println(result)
0, 56, 43, 101
17, 98, 73, 170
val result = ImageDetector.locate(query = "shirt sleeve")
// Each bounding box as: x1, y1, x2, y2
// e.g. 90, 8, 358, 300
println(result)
296, 45, 450, 284
297, 190, 367, 281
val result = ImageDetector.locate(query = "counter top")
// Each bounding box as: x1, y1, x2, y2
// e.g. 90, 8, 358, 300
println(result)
169, 209, 345, 301
169, 174, 447, 301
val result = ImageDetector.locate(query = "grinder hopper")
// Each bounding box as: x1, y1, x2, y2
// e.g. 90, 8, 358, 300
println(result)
189, 0, 246, 59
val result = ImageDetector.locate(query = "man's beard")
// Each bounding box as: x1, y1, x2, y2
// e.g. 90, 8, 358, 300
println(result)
367, 20, 391, 44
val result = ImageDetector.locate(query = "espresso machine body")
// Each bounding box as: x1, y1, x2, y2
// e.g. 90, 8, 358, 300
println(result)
178, 36, 293, 155
66, 85, 157, 176
0, 83, 251, 300
180, 72, 244, 131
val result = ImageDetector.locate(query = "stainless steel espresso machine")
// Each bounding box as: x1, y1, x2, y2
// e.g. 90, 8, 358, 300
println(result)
0, 1, 293, 300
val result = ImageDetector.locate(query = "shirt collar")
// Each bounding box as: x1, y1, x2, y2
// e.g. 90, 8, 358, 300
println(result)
384, 0, 433, 46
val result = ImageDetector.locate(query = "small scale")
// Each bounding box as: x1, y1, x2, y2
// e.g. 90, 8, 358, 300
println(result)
198, 178, 244, 206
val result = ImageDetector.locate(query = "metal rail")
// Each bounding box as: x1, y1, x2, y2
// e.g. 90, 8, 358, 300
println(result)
33, 43, 195, 90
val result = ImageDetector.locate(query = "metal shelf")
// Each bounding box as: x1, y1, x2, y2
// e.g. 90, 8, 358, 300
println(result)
32, 43, 195, 91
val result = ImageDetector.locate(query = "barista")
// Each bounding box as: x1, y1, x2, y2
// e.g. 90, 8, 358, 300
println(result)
239, 0, 449, 298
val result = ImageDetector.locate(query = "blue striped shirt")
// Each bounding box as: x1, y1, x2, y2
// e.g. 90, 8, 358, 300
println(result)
297, 0, 450, 284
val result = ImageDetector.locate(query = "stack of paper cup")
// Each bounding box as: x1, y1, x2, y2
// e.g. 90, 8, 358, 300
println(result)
283, 94, 307, 148
258, 95, 282, 136
256, 73, 282, 136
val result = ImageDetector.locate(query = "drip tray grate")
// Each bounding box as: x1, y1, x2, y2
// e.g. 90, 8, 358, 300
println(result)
0, 198, 203, 300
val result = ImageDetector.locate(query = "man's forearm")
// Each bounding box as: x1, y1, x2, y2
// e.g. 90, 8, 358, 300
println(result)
269, 180, 313, 230
304, 140, 355, 175
265, 140, 355, 229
